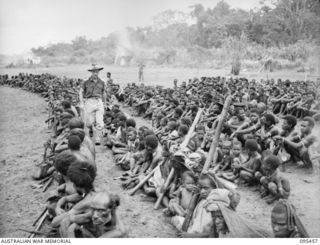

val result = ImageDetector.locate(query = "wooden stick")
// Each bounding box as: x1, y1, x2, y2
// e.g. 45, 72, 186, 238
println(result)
42, 176, 54, 192
180, 109, 203, 149
32, 208, 47, 226
29, 210, 48, 238
38, 175, 52, 185
129, 161, 164, 196
153, 109, 203, 209
201, 95, 236, 190
181, 193, 200, 232
154, 168, 175, 210
19, 229, 47, 235
131, 109, 204, 197
202, 95, 232, 173
181, 95, 232, 232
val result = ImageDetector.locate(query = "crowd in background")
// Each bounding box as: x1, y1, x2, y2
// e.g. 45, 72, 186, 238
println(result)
1, 73, 319, 238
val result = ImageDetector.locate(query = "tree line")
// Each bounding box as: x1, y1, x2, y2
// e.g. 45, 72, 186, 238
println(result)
31, 0, 320, 70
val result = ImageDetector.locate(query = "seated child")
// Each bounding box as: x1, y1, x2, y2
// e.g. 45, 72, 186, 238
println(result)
172, 174, 219, 237
221, 141, 246, 182
259, 155, 290, 204
116, 127, 138, 171
168, 171, 197, 217
233, 139, 262, 185
211, 141, 232, 174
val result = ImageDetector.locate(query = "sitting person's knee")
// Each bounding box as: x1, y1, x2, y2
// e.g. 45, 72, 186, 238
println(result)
239, 170, 252, 181
268, 182, 277, 195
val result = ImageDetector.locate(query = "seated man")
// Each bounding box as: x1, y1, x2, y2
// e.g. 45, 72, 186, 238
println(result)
122, 135, 162, 188
47, 151, 78, 217
274, 117, 316, 169
58, 192, 127, 238
272, 115, 297, 164
52, 160, 96, 226
68, 118, 95, 158
105, 114, 127, 148
67, 135, 96, 172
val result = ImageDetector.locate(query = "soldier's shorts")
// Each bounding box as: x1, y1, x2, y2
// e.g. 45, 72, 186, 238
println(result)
84, 98, 104, 131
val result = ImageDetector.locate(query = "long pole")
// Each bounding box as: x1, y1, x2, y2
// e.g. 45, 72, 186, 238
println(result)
201, 95, 232, 173
182, 95, 232, 232
153, 109, 203, 209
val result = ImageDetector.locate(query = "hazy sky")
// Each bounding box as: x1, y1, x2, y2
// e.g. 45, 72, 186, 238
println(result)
0, 0, 262, 55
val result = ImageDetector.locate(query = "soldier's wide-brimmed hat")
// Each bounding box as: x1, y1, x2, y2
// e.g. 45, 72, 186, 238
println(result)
88, 64, 104, 72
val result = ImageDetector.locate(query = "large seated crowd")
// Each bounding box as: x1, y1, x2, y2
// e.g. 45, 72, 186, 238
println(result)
1, 72, 319, 238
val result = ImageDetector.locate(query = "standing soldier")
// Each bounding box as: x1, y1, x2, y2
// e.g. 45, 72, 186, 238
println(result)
81, 64, 106, 145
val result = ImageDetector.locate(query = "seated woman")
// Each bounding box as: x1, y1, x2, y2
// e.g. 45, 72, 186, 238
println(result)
271, 199, 309, 238
175, 186, 270, 238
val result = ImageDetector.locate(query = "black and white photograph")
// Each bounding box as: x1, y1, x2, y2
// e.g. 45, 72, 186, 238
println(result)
0, 0, 319, 241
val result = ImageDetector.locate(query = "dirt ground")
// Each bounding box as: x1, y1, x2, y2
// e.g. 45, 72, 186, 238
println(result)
0, 86, 319, 238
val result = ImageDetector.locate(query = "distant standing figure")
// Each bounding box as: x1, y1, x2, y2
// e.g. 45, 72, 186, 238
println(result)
106, 72, 113, 85
139, 63, 145, 82
106, 72, 115, 105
